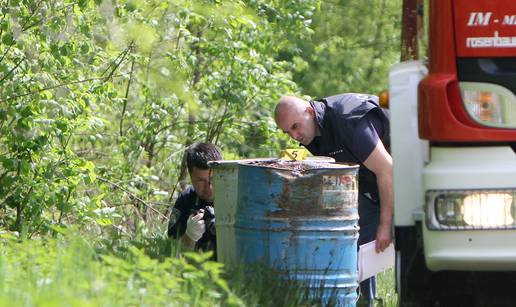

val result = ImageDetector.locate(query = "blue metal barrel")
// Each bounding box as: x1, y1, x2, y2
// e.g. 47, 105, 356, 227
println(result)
209, 160, 240, 267
208, 158, 277, 268
235, 161, 359, 306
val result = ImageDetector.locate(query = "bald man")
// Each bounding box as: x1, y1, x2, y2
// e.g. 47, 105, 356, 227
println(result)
275, 94, 393, 302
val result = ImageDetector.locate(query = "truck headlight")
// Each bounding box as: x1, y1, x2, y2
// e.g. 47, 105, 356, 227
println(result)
427, 190, 516, 230
460, 82, 516, 128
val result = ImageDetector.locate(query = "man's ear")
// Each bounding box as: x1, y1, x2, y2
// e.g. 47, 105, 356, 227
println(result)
306, 106, 315, 116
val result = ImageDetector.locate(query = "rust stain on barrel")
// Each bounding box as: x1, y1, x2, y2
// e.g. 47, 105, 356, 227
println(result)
238, 160, 358, 219
250, 162, 359, 220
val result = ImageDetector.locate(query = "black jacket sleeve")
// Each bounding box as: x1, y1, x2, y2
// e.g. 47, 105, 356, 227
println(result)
167, 188, 196, 238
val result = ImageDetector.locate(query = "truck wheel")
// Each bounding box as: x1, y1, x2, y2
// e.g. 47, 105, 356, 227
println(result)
396, 225, 476, 307
396, 224, 429, 307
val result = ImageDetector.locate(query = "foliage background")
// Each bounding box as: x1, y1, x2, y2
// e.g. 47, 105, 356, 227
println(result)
0, 0, 401, 305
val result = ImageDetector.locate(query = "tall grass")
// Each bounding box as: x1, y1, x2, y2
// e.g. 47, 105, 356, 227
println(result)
377, 269, 398, 307
0, 232, 243, 307
0, 231, 397, 307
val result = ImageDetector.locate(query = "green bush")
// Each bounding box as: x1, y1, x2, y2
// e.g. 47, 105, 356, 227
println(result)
0, 232, 243, 307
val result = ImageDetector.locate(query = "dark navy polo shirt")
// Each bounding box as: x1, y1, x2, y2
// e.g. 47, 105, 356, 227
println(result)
304, 93, 390, 203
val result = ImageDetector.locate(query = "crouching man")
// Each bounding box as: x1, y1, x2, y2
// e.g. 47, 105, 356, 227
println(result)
168, 142, 222, 258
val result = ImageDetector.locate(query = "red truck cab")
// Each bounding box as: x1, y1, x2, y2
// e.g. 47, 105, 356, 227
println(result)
390, 0, 516, 305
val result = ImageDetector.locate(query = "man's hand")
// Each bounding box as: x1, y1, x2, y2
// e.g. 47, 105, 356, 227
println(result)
185, 210, 205, 242
375, 222, 392, 253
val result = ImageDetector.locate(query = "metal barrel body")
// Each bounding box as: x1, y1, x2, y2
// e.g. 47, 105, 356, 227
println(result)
210, 161, 240, 267
209, 158, 278, 268
235, 161, 360, 306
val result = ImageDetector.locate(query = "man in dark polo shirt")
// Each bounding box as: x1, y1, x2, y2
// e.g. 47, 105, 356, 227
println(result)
168, 142, 223, 258
274, 94, 393, 303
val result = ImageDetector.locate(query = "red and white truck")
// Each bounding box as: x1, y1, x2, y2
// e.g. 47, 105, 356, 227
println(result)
390, 0, 516, 305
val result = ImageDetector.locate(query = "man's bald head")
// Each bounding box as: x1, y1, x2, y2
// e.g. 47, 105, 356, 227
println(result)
274, 96, 311, 122
274, 95, 318, 145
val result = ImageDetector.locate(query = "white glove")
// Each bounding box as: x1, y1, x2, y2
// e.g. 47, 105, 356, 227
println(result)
185, 211, 205, 242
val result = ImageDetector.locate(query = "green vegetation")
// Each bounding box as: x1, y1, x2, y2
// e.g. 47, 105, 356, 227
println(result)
0, 230, 398, 306
0, 231, 243, 306
0, 0, 401, 305
378, 269, 398, 307
292, 0, 402, 97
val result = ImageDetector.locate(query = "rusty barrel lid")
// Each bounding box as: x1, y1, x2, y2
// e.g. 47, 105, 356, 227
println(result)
207, 158, 279, 168
237, 159, 359, 177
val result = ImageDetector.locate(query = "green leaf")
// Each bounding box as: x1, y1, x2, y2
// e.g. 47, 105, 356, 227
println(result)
1, 157, 18, 170
95, 217, 112, 226
19, 159, 31, 175
40, 90, 53, 100
0, 108, 7, 120
55, 119, 68, 132
0, 175, 16, 197
1, 33, 14, 45
78, 0, 88, 8
80, 43, 90, 54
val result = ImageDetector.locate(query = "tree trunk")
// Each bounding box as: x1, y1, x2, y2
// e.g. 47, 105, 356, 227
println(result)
400, 0, 423, 61
366, 0, 387, 80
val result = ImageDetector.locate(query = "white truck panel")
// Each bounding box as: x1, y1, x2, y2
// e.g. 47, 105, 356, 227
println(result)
389, 61, 428, 226
423, 147, 516, 190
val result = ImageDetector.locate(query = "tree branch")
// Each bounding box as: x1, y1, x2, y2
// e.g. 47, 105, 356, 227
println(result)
119, 56, 135, 137
102, 42, 134, 80
0, 56, 24, 84
97, 176, 169, 221
0, 73, 128, 103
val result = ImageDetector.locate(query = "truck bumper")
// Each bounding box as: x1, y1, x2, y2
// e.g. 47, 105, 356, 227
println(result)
423, 228, 516, 270
422, 146, 516, 271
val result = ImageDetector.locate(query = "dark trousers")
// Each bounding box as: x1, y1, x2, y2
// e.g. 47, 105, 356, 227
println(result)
357, 193, 380, 300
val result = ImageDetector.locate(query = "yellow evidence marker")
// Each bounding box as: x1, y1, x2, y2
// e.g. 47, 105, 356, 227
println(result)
280, 148, 308, 161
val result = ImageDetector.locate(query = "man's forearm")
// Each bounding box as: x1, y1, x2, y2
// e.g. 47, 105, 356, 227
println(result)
375, 167, 394, 252
377, 171, 394, 229
361, 141, 393, 252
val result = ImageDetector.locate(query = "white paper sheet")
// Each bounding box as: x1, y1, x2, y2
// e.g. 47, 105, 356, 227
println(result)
357, 240, 395, 282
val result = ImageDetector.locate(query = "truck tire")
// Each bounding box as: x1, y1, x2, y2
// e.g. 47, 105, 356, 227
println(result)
396, 224, 426, 306
395, 224, 516, 306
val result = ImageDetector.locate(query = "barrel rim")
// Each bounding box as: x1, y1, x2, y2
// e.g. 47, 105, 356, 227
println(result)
238, 161, 359, 172
208, 158, 279, 168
